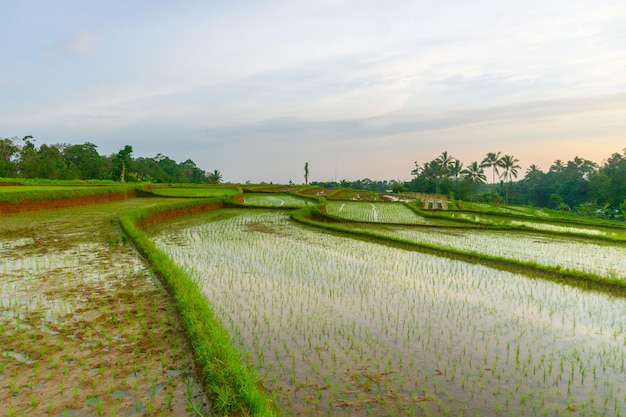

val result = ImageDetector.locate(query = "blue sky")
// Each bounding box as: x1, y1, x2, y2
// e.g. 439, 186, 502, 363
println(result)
2, 0, 625, 183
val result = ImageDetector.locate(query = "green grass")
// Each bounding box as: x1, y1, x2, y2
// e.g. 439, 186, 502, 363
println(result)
0, 185, 105, 193
243, 193, 319, 208
0, 177, 119, 186
119, 198, 277, 417
407, 203, 626, 242
149, 187, 242, 198
0, 185, 136, 204
291, 207, 626, 295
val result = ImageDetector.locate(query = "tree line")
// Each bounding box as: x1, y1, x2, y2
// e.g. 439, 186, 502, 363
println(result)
0, 136, 222, 184
408, 149, 626, 217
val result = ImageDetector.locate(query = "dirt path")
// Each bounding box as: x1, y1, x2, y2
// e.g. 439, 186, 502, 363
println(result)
0, 199, 210, 416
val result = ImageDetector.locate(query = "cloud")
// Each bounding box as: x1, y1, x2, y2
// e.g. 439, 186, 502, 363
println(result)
199, 91, 626, 145
55, 33, 99, 56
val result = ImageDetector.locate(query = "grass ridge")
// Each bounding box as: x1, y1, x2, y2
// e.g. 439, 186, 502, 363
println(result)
119, 197, 278, 417
291, 207, 626, 296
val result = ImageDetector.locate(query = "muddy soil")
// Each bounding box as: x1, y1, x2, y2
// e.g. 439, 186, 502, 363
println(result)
0, 199, 211, 416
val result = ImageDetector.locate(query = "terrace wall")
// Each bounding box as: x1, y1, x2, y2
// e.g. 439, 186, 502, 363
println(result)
0, 189, 138, 214
135, 201, 224, 228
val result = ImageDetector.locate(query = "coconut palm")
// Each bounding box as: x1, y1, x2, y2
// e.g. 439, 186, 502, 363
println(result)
481, 151, 502, 184
207, 169, 222, 184
499, 154, 520, 204
450, 159, 464, 183
461, 161, 486, 200
524, 164, 542, 180
549, 160, 565, 173
436, 151, 455, 178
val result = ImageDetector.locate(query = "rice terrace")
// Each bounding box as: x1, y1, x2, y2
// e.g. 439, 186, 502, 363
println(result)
1, 182, 626, 417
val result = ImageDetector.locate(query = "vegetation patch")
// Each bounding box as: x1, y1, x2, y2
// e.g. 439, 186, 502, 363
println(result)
292, 207, 626, 294
0, 199, 210, 416
149, 210, 626, 417
0, 186, 138, 214
148, 186, 243, 199
119, 199, 276, 416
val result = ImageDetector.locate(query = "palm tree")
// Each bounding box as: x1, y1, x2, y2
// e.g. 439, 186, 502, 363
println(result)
549, 160, 565, 173
434, 151, 456, 194
207, 169, 222, 184
436, 151, 455, 178
524, 164, 543, 181
481, 152, 502, 184
461, 161, 486, 200
450, 160, 464, 183
499, 154, 520, 204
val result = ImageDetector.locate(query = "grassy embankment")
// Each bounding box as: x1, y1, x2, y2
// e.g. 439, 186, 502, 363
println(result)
291, 206, 626, 295
403, 202, 626, 242
2, 183, 276, 416
0, 196, 213, 416
119, 198, 277, 417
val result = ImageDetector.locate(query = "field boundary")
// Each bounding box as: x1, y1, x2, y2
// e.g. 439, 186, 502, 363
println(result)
291, 207, 626, 296
0, 186, 141, 214
119, 198, 277, 417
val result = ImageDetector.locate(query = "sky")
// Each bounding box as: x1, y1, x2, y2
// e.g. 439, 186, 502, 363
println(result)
2, 0, 625, 184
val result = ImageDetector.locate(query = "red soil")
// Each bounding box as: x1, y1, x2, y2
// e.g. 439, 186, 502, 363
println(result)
136, 201, 224, 228
0, 190, 138, 214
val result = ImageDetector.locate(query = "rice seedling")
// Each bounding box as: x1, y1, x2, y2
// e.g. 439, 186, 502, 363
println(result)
351, 226, 626, 280
244, 193, 318, 208
149, 209, 626, 416
0, 198, 211, 416
325, 201, 427, 224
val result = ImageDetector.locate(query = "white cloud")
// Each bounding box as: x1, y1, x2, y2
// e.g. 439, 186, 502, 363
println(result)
56, 33, 99, 56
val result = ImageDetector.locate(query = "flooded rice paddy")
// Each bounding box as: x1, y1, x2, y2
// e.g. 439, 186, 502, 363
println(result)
150, 210, 626, 416
0, 199, 209, 416
351, 225, 626, 280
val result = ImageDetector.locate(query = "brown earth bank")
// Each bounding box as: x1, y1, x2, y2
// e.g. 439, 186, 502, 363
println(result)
0, 199, 211, 416
136, 201, 224, 228
0, 190, 138, 214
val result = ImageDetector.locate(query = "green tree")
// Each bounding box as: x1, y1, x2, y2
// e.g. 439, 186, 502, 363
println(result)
115, 145, 133, 182
461, 161, 486, 200
522, 164, 548, 206
589, 151, 626, 209
36, 144, 68, 179
499, 154, 520, 204
304, 162, 309, 185
207, 169, 222, 184
63, 142, 105, 180
481, 151, 502, 184
17, 136, 39, 178
179, 159, 207, 183
0, 137, 20, 177
450, 159, 464, 183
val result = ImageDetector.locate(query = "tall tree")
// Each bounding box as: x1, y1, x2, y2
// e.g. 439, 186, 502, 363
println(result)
461, 161, 486, 200
115, 145, 133, 182
0, 137, 20, 177
63, 142, 105, 180
481, 152, 502, 184
450, 159, 464, 183
499, 154, 521, 204
435, 151, 455, 177
207, 169, 222, 184
304, 162, 309, 185
549, 160, 565, 173
434, 151, 455, 194
17, 136, 39, 178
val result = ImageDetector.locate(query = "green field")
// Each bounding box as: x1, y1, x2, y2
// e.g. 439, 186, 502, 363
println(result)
243, 193, 317, 208
325, 201, 427, 224
2, 187, 625, 417
149, 186, 241, 197
149, 210, 626, 417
